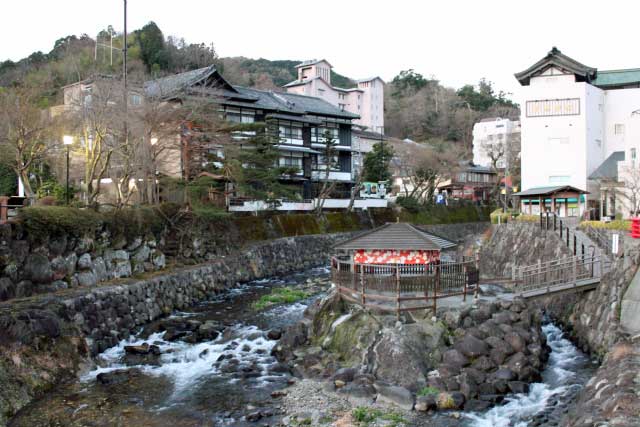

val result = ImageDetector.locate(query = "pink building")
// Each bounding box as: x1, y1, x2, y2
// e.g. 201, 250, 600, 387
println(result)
283, 59, 384, 133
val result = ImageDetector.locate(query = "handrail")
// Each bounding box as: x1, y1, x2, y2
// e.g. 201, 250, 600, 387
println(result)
331, 257, 479, 318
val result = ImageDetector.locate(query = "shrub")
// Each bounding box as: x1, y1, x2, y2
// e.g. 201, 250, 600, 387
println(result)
396, 195, 421, 213
19, 206, 103, 240
579, 219, 631, 231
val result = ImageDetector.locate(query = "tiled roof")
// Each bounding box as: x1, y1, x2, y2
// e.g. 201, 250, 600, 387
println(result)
515, 47, 597, 86
589, 151, 625, 181
295, 59, 333, 68
592, 69, 640, 88
333, 222, 455, 251
144, 66, 358, 119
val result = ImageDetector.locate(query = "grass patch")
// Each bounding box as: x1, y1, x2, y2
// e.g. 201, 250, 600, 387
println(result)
417, 386, 440, 396
351, 407, 406, 427
252, 287, 310, 310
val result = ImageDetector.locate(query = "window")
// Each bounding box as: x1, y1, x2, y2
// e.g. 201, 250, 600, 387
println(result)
225, 108, 255, 124
279, 152, 303, 175
278, 121, 303, 145
338, 93, 346, 100
312, 123, 339, 143
338, 103, 346, 111
526, 98, 580, 117
313, 154, 340, 171
615, 124, 625, 135
632, 148, 637, 164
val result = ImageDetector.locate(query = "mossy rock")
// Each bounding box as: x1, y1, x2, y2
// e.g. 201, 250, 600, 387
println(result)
325, 310, 381, 364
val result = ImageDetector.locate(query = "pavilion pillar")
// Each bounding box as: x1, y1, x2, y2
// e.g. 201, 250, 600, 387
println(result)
539, 196, 543, 214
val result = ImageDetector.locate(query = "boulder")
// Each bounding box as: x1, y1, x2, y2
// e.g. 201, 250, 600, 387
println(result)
490, 348, 508, 366
471, 356, 495, 372
92, 257, 108, 281
504, 333, 527, 354
132, 245, 151, 263
77, 253, 92, 271
491, 368, 516, 382
150, 250, 166, 269
23, 254, 53, 284
442, 349, 469, 368
267, 329, 282, 340
0, 277, 15, 300
455, 334, 489, 358
50, 256, 68, 280
415, 394, 438, 412
485, 336, 515, 355
374, 383, 414, 410
506, 352, 528, 375
436, 391, 464, 410
76, 271, 98, 287
97, 369, 140, 385
464, 399, 492, 412
507, 381, 529, 394
332, 367, 357, 384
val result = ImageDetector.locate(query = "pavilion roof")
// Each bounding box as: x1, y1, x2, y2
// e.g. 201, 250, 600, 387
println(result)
514, 47, 597, 86
513, 185, 588, 197
333, 222, 456, 251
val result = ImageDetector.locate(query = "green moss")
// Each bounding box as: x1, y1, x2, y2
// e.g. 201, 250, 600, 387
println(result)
324, 212, 362, 233
273, 213, 322, 236
233, 216, 269, 241
351, 407, 406, 427
252, 287, 310, 310
327, 311, 379, 364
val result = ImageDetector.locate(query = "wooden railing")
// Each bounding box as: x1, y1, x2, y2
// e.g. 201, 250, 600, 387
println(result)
512, 254, 610, 297
331, 257, 479, 317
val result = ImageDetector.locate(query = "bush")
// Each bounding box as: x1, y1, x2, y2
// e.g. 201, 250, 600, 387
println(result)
579, 220, 631, 231
104, 206, 168, 238
417, 386, 440, 396
252, 287, 310, 310
19, 206, 103, 240
396, 196, 421, 213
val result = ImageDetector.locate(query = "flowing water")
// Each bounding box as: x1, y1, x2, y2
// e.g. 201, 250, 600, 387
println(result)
463, 323, 596, 427
10, 267, 595, 427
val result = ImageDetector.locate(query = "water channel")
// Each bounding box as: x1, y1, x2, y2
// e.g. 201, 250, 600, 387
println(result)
9, 266, 596, 427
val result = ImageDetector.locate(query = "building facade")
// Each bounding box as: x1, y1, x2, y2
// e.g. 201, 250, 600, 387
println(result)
144, 65, 359, 200
472, 117, 520, 169
283, 59, 384, 132
515, 47, 640, 217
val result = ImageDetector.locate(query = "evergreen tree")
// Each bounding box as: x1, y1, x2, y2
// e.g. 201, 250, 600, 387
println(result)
227, 121, 293, 202
363, 141, 394, 182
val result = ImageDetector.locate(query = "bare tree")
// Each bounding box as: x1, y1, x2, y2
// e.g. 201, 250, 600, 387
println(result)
392, 140, 462, 203
0, 83, 56, 199
620, 164, 640, 216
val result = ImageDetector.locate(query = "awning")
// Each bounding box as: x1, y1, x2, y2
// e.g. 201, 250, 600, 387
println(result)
274, 145, 321, 154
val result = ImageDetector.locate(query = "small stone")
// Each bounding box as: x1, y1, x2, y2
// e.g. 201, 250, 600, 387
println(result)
334, 379, 346, 388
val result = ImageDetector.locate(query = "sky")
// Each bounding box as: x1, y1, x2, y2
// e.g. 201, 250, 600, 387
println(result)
3, 0, 640, 100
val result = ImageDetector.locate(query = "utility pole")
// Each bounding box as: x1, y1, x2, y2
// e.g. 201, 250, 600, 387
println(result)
122, 0, 128, 205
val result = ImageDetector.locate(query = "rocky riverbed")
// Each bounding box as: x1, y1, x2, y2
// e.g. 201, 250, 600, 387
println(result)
6, 266, 597, 427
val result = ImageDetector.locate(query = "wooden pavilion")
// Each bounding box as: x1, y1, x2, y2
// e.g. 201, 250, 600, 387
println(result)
331, 223, 477, 316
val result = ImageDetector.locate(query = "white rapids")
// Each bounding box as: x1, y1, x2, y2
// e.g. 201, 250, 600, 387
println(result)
465, 323, 591, 427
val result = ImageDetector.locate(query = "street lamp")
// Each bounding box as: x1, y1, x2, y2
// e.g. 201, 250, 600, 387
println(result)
63, 135, 73, 205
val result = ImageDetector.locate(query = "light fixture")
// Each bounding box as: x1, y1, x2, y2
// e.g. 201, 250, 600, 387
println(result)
150, 137, 158, 145
63, 135, 74, 145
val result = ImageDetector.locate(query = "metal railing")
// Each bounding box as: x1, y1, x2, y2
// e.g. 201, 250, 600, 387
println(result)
331, 257, 479, 317
512, 254, 610, 297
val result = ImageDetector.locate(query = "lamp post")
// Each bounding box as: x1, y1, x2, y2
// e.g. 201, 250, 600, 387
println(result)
63, 135, 73, 205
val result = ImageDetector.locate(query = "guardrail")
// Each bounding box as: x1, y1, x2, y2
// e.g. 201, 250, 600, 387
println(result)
331, 257, 479, 317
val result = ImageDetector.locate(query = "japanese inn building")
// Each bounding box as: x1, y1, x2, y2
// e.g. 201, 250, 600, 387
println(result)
514, 47, 640, 218
144, 65, 359, 200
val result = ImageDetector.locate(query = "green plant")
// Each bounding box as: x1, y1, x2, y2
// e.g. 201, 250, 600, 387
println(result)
417, 386, 440, 396
351, 407, 406, 427
396, 195, 421, 213
252, 287, 310, 310
579, 219, 631, 231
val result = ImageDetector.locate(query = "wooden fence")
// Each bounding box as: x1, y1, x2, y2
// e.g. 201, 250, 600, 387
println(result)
331, 257, 479, 317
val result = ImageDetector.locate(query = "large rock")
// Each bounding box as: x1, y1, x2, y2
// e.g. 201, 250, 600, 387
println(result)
23, 254, 53, 284
415, 394, 437, 412
77, 253, 92, 271
0, 277, 15, 300
504, 332, 527, 353
76, 271, 98, 287
374, 383, 414, 410
372, 321, 445, 390
132, 245, 151, 263
443, 348, 469, 368
455, 333, 489, 358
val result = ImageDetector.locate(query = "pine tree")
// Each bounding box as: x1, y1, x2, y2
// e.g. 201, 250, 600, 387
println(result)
363, 140, 394, 182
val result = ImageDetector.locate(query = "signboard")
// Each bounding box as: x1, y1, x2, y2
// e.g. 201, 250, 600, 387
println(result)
526, 98, 580, 117
612, 233, 619, 255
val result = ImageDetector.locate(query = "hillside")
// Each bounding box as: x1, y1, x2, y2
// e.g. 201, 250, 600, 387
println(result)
0, 21, 518, 145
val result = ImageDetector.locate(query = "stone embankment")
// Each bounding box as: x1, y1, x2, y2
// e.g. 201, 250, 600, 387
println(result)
0, 232, 349, 426
481, 222, 640, 426
273, 291, 549, 419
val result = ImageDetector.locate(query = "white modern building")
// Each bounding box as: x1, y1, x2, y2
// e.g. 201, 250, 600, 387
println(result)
514, 47, 640, 217
472, 118, 520, 169
283, 59, 384, 133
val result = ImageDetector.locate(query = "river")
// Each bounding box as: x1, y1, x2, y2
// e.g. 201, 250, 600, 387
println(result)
9, 267, 596, 427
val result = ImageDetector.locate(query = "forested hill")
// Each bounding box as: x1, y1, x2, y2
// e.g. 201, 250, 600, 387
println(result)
0, 21, 518, 144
